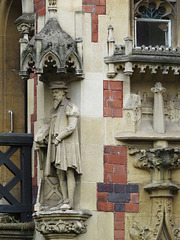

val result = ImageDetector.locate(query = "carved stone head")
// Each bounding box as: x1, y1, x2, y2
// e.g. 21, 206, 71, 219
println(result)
49, 81, 68, 109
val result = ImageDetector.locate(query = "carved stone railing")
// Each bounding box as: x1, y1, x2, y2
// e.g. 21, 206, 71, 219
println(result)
105, 27, 180, 77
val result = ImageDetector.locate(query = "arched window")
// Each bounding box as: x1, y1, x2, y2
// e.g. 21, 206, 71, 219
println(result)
134, 0, 176, 47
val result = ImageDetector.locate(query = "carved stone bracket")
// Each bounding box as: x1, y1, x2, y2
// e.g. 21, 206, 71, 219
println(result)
33, 210, 92, 239
15, 13, 35, 37
129, 147, 180, 239
130, 147, 180, 185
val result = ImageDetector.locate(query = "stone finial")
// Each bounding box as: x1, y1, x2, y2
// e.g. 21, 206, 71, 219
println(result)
151, 82, 166, 134
151, 82, 166, 94
124, 37, 133, 55
107, 25, 115, 43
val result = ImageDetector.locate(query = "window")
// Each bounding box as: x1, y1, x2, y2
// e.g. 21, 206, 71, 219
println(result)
134, 1, 176, 47
135, 18, 171, 47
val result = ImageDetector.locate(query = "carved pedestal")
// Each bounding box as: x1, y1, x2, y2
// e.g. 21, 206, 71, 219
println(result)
33, 210, 92, 239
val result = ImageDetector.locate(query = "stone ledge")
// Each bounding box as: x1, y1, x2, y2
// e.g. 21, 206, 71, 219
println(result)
115, 131, 180, 141
0, 222, 35, 239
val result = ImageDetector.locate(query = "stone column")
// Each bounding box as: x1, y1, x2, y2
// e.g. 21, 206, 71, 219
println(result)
151, 82, 166, 134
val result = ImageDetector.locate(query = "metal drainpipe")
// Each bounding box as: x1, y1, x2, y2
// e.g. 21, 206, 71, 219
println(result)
8, 110, 13, 133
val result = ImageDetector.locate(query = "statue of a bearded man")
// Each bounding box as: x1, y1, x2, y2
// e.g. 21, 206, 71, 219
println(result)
35, 81, 82, 209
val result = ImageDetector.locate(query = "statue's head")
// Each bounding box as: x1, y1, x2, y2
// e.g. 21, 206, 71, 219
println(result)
49, 81, 68, 109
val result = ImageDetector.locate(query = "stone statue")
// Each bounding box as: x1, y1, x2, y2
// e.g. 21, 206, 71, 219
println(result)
35, 81, 82, 210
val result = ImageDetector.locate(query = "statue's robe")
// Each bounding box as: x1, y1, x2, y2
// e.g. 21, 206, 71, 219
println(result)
45, 98, 82, 176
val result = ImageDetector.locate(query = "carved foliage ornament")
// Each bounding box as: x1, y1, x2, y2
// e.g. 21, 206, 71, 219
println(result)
33, 210, 92, 238
36, 219, 87, 235
130, 198, 180, 240
130, 222, 152, 240
130, 147, 180, 171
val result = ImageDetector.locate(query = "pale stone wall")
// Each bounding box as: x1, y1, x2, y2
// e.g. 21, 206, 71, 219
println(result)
32, 0, 131, 239
31, 0, 180, 239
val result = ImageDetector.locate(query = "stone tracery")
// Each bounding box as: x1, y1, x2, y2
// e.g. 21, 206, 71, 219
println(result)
134, 0, 176, 19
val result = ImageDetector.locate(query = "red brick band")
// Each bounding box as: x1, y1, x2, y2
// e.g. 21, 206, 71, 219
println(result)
104, 81, 123, 118
97, 146, 139, 240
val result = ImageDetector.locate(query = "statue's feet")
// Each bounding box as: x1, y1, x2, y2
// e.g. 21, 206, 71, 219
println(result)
59, 203, 72, 210
49, 199, 73, 211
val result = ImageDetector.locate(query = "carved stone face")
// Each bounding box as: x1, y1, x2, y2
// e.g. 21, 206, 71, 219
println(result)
52, 89, 65, 109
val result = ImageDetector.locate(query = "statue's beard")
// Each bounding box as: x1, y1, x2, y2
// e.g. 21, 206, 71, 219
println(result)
53, 99, 61, 109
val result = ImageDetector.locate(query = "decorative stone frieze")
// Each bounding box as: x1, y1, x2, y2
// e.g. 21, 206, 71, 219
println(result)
130, 222, 151, 240
33, 210, 92, 239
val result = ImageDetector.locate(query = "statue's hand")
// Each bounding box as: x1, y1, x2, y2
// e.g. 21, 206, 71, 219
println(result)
35, 136, 45, 144
54, 138, 60, 146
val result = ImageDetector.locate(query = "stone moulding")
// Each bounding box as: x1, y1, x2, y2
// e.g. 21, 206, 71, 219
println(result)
115, 131, 180, 141
33, 210, 92, 239
0, 222, 35, 240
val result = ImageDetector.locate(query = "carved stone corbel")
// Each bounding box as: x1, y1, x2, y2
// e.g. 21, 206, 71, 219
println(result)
33, 210, 92, 240
15, 13, 35, 38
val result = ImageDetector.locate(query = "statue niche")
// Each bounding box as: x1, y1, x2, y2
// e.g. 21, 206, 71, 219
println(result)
122, 82, 180, 136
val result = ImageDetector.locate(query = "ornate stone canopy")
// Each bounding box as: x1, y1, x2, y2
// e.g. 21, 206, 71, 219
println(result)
18, 17, 83, 82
